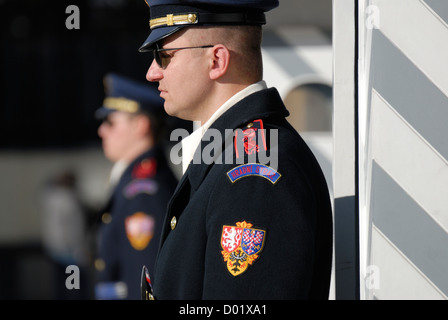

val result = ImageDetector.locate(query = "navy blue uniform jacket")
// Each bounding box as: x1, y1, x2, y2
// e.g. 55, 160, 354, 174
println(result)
96, 147, 178, 299
153, 88, 333, 299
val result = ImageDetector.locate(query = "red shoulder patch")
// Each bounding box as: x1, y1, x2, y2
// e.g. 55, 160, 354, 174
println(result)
132, 158, 157, 179
234, 119, 267, 159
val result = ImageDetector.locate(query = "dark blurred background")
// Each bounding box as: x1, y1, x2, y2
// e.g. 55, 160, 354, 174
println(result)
0, 0, 153, 149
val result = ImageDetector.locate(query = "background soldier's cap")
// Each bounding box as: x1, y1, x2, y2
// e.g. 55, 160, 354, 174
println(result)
95, 73, 164, 120
138, 0, 279, 52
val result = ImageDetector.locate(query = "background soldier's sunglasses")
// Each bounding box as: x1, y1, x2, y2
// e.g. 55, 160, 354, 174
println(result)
152, 44, 214, 69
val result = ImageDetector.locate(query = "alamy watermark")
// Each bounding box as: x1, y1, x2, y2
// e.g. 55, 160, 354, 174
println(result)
64, 4, 380, 31
65, 265, 80, 290
65, 5, 80, 30
169, 128, 279, 170
365, 5, 380, 30
365, 265, 380, 290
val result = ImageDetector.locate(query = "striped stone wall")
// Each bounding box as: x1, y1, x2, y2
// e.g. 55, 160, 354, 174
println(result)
359, 0, 448, 299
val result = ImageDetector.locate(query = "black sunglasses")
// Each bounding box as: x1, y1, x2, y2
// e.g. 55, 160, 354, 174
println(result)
152, 44, 214, 69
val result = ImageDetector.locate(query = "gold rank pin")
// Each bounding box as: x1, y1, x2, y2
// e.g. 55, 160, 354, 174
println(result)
150, 13, 198, 29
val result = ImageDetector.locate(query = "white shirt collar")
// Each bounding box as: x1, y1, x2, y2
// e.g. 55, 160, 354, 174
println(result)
108, 160, 128, 189
181, 80, 267, 174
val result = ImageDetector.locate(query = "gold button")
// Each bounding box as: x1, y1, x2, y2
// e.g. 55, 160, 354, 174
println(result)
102, 213, 112, 224
170, 216, 177, 230
94, 258, 105, 271
246, 122, 254, 128
187, 13, 197, 24
146, 291, 155, 300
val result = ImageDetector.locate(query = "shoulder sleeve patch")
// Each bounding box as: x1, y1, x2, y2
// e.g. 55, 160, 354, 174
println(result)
221, 221, 266, 276
227, 164, 281, 184
123, 179, 159, 198
125, 212, 155, 250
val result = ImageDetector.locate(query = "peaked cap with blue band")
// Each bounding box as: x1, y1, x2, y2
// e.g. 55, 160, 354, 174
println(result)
95, 73, 165, 119
138, 0, 279, 52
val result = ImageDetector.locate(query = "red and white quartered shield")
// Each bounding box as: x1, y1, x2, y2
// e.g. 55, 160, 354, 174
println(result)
220, 221, 266, 276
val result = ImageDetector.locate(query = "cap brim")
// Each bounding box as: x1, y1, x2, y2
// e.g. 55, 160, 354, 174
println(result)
138, 26, 184, 52
95, 106, 115, 120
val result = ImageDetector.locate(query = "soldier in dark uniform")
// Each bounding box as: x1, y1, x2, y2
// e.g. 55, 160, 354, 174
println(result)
94, 73, 178, 299
139, 0, 333, 300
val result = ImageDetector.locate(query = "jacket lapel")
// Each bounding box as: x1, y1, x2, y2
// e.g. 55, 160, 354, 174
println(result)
158, 170, 191, 245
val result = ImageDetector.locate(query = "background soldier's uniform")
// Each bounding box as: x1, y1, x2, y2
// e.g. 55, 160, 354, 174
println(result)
94, 73, 178, 299
96, 148, 177, 299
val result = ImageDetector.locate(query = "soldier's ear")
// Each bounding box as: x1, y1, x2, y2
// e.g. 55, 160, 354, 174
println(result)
209, 44, 230, 80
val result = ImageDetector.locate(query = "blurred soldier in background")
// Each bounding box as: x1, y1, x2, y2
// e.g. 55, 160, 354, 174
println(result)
40, 170, 89, 299
94, 73, 178, 300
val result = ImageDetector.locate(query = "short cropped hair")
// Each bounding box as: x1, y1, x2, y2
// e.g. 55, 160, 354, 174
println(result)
188, 25, 263, 82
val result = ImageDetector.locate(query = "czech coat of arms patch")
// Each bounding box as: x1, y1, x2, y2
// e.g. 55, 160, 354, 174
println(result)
220, 221, 266, 276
